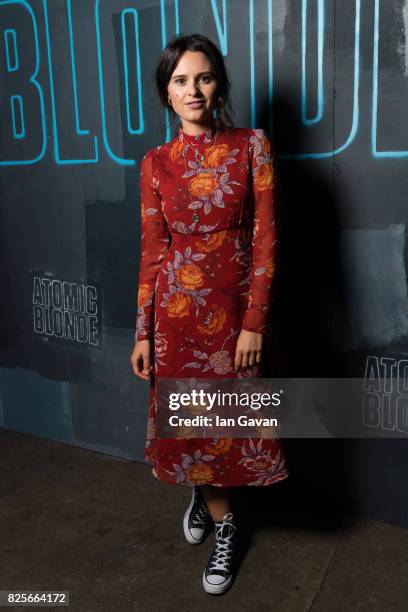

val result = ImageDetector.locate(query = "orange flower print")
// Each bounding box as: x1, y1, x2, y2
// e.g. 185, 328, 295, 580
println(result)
254, 163, 274, 191
202, 144, 230, 168
138, 283, 152, 306
195, 230, 227, 253
253, 458, 274, 471
204, 437, 233, 455
197, 304, 227, 335
260, 134, 271, 156
169, 139, 184, 163
209, 350, 231, 374
176, 263, 204, 290
166, 291, 192, 318
189, 172, 219, 197
186, 463, 214, 484
265, 258, 275, 278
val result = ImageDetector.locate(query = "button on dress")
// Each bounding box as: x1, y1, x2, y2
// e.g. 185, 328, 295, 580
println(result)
135, 124, 290, 487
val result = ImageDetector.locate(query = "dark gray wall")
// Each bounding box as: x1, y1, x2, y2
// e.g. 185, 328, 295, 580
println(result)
0, 0, 407, 527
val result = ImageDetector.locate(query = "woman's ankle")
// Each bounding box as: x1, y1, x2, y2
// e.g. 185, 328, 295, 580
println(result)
200, 486, 232, 522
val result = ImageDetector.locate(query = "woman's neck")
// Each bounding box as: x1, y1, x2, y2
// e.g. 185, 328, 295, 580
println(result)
180, 117, 216, 136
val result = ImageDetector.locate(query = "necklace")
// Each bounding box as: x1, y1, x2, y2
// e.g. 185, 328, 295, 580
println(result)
178, 127, 219, 224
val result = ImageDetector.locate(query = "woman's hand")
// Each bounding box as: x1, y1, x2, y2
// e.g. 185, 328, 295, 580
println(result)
130, 340, 154, 380
234, 329, 263, 372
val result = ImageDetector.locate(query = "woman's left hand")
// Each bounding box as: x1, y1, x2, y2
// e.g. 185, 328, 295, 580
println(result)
234, 329, 263, 371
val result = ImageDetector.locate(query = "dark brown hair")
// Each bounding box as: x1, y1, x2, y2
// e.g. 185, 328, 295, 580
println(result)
155, 33, 235, 132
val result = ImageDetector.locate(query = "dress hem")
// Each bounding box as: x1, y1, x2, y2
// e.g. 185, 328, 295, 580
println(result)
144, 457, 291, 488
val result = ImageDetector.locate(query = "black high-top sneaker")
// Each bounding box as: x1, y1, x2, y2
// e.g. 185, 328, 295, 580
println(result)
202, 512, 238, 595
183, 485, 213, 544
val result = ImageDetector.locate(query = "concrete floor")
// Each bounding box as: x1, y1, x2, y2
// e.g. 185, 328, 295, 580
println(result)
1, 428, 408, 612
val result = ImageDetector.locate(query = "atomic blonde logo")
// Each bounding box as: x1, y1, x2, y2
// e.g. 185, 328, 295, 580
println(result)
363, 355, 408, 433
32, 273, 102, 347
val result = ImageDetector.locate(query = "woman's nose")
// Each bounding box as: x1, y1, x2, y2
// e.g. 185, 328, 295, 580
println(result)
186, 80, 202, 96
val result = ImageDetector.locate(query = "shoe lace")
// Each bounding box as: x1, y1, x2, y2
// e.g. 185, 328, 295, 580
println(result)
208, 522, 236, 573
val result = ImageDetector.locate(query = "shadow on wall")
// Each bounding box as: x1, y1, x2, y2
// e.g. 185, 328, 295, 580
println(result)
259, 95, 354, 526
263, 94, 347, 380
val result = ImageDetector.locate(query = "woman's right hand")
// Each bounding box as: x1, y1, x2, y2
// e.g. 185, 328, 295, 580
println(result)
130, 340, 154, 380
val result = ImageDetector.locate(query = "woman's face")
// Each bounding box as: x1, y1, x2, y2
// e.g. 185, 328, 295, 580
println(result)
167, 50, 218, 127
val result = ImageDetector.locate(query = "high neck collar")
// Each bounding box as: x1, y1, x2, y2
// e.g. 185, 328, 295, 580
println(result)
178, 124, 218, 144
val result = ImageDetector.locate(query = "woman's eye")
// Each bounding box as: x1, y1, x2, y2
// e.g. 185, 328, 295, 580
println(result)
174, 75, 213, 85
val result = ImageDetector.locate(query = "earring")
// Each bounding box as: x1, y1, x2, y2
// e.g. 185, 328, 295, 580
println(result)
168, 97, 172, 105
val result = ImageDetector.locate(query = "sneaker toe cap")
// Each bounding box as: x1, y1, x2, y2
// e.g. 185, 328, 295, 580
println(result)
189, 527, 205, 540
205, 573, 227, 585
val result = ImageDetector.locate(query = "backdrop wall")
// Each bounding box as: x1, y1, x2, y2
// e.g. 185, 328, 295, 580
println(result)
0, 0, 407, 527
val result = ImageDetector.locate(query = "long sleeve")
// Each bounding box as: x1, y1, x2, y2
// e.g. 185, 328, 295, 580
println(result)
135, 150, 171, 342
242, 128, 277, 335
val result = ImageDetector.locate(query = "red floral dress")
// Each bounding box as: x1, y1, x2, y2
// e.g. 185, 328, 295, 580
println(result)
135, 124, 290, 487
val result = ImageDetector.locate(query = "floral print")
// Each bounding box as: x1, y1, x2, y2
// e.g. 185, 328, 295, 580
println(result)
135, 125, 289, 487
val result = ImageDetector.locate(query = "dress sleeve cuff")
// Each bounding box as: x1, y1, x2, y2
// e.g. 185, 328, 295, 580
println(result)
241, 303, 270, 334
135, 320, 152, 343
134, 327, 152, 343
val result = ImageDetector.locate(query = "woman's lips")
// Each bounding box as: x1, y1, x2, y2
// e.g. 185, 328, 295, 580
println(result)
187, 101, 205, 108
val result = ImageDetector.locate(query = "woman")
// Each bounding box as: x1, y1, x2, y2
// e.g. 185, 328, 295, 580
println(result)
130, 33, 290, 595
